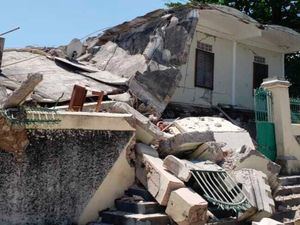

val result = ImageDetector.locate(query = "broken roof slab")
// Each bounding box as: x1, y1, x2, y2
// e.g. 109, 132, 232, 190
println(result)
197, 5, 262, 41
1, 51, 121, 103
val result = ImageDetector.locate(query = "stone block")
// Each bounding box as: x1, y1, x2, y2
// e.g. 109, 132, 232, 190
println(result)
189, 142, 225, 164
233, 168, 275, 221
163, 155, 192, 182
135, 144, 185, 206
165, 188, 208, 225
158, 131, 214, 157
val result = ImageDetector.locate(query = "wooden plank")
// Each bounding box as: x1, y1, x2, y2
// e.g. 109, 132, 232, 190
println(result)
0, 37, 4, 69
92, 91, 105, 112
3, 73, 43, 108
68, 85, 87, 112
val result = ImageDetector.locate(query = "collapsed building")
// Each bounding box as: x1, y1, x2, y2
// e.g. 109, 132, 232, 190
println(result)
1, 4, 300, 225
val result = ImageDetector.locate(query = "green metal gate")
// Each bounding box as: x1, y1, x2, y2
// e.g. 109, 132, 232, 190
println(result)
254, 88, 277, 161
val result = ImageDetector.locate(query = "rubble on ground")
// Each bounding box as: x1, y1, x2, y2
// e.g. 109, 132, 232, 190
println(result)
0, 77, 290, 224
233, 168, 275, 221
0, 43, 294, 224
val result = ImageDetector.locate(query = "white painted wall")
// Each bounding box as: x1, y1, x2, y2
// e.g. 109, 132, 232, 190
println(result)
172, 31, 233, 107
235, 43, 284, 109
171, 29, 285, 110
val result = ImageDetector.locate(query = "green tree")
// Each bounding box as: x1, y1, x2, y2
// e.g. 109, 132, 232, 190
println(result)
166, 0, 300, 96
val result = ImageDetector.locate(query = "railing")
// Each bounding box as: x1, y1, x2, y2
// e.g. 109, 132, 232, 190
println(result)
254, 88, 273, 122
290, 98, 300, 124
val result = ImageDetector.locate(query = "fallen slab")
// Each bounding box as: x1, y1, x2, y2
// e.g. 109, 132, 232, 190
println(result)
174, 117, 255, 151
135, 143, 185, 206
3, 73, 43, 108
223, 145, 281, 192
158, 131, 214, 157
189, 142, 225, 164
166, 187, 208, 225
109, 102, 164, 145
163, 155, 192, 182
233, 168, 275, 221
129, 62, 182, 117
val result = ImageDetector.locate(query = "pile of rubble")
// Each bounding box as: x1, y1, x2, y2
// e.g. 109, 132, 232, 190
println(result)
77, 100, 291, 225
0, 73, 295, 224
0, 6, 299, 224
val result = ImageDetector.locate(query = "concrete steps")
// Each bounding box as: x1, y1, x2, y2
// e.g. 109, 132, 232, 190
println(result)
115, 198, 164, 214
87, 222, 112, 225
272, 175, 300, 224
125, 186, 156, 202
279, 176, 300, 186
275, 193, 300, 208
277, 185, 300, 196
100, 210, 169, 225
88, 185, 169, 225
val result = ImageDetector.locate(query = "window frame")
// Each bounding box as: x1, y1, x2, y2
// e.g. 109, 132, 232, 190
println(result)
253, 61, 269, 90
194, 48, 215, 90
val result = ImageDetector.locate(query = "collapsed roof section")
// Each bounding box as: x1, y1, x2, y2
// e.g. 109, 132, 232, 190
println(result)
1, 4, 300, 114
0, 7, 200, 115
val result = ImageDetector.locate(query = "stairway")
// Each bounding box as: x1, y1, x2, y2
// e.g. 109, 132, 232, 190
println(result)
272, 175, 300, 224
87, 185, 170, 225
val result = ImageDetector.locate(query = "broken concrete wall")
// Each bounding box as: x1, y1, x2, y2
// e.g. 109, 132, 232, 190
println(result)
83, 8, 199, 116
0, 129, 134, 225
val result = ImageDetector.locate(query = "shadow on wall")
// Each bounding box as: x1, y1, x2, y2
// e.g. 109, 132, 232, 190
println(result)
0, 129, 134, 225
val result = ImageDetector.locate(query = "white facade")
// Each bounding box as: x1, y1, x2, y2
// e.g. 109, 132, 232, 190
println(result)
171, 6, 297, 110
172, 29, 285, 110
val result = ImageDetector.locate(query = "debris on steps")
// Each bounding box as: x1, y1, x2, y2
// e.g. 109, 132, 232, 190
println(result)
232, 168, 275, 221
279, 176, 300, 187
276, 176, 300, 208
275, 194, 300, 208
276, 185, 300, 196
88, 185, 170, 225
272, 175, 300, 224
135, 143, 185, 206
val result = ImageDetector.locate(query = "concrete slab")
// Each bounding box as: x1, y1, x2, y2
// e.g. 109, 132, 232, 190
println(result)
233, 169, 275, 222
135, 144, 185, 206
165, 187, 208, 225
223, 145, 281, 192
174, 117, 255, 151
159, 131, 214, 157
108, 102, 164, 145
163, 155, 192, 182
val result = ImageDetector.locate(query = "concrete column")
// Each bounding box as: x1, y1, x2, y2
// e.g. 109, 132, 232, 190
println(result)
262, 78, 300, 174
231, 41, 237, 106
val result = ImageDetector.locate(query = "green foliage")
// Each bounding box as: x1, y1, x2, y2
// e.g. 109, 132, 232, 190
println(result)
286, 53, 300, 97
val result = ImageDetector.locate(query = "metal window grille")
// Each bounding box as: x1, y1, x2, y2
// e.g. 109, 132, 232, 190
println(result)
197, 42, 213, 52
290, 98, 300, 124
254, 56, 266, 64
